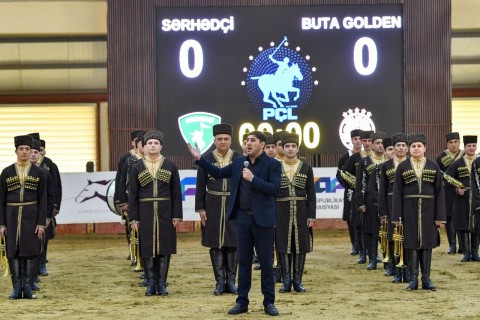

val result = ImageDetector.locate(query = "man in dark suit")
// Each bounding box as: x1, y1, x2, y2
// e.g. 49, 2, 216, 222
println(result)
187, 130, 281, 317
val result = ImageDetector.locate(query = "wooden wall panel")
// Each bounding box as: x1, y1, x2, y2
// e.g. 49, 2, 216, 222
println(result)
108, 0, 451, 168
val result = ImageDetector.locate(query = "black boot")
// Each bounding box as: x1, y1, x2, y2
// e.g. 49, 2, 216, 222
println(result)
357, 250, 367, 264
31, 255, 41, 291
420, 249, 436, 291
8, 259, 22, 299
293, 253, 306, 293
143, 257, 156, 296
157, 255, 169, 296
366, 234, 377, 270
402, 266, 411, 283
224, 250, 237, 294
471, 233, 480, 262
445, 220, 456, 254
392, 267, 402, 283
348, 221, 359, 255
209, 249, 225, 295
22, 259, 37, 299
406, 249, 418, 291
278, 253, 291, 293
458, 232, 464, 254
461, 232, 471, 262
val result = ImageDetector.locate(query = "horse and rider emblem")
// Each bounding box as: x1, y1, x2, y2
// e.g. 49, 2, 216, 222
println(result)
244, 36, 314, 122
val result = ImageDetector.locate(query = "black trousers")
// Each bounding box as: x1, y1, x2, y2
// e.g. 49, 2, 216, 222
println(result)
236, 210, 275, 308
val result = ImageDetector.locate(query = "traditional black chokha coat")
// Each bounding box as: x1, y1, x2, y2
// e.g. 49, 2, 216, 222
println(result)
470, 158, 480, 234
355, 156, 380, 234
118, 153, 143, 207
445, 157, 473, 232
436, 150, 463, 218
377, 159, 401, 240
275, 160, 316, 254
0, 164, 47, 259
392, 159, 446, 249
195, 150, 241, 249
343, 152, 363, 226
336, 151, 353, 222
128, 157, 183, 256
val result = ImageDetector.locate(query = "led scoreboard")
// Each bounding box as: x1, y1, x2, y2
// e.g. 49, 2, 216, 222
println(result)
156, 4, 403, 156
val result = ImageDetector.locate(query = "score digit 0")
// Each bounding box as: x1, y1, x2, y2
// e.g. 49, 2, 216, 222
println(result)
238, 122, 320, 149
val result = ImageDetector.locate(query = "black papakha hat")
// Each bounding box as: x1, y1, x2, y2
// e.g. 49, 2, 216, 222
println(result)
40, 139, 46, 148
31, 139, 41, 151
28, 132, 40, 141
282, 132, 299, 147
212, 124, 233, 136
264, 132, 275, 145
463, 135, 477, 145
391, 133, 408, 146
273, 131, 286, 144
242, 133, 249, 142
408, 133, 427, 145
359, 130, 374, 140
382, 137, 393, 149
136, 131, 145, 143
445, 132, 460, 142
131, 130, 143, 141
350, 129, 361, 138
370, 131, 387, 142
14, 135, 33, 148
247, 130, 266, 143
143, 130, 164, 145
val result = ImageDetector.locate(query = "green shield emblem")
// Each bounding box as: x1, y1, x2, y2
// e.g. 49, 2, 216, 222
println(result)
178, 112, 221, 154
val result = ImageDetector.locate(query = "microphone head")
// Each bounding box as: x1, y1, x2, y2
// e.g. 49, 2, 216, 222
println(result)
243, 161, 249, 168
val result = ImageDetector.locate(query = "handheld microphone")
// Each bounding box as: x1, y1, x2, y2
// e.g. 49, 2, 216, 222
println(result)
244, 161, 249, 168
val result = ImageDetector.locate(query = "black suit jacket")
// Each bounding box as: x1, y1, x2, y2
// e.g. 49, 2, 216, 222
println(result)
196, 152, 281, 227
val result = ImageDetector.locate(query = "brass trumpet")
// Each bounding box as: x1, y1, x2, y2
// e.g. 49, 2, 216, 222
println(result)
0, 236, 10, 277
393, 217, 405, 268
129, 229, 142, 272
338, 169, 356, 189
379, 218, 390, 263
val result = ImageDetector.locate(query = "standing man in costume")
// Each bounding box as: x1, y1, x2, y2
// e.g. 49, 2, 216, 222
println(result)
470, 147, 480, 254
436, 132, 464, 254
129, 131, 183, 296
336, 129, 362, 255
115, 130, 143, 258
31, 133, 61, 276
378, 133, 409, 283
0, 135, 47, 299
369, 136, 394, 275
392, 133, 446, 291
273, 131, 286, 162
187, 131, 281, 317
195, 124, 241, 295
29, 139, 55, 292
355, 131, 386, 270
343, 130, 373, 264
275, 133, 315, 293
264, 132, 277, 158
445, 135, 478, 262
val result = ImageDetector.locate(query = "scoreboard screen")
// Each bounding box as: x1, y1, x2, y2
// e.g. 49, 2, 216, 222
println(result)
156, 4, 403, 156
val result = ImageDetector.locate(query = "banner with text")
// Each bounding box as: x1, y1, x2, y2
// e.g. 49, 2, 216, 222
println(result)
56, 168, 344, 224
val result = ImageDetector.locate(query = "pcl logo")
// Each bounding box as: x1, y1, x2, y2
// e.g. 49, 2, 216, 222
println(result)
242, 36, 317, 123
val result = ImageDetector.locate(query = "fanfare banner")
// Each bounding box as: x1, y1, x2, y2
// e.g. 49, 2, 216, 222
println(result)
56, 168, 344, 224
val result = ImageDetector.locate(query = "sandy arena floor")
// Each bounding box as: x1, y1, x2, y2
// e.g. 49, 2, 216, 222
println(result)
0, 230, 479, 319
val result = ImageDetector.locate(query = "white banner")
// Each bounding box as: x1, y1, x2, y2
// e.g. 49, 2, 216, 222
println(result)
57, 168, 344, 224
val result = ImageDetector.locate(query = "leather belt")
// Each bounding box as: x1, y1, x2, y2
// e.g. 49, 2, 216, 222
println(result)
403, 195, 434, 199
6, 201, 37, 206
138, 197, 171, 202
207, 190, 230, 196
276, 196, 307, 202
